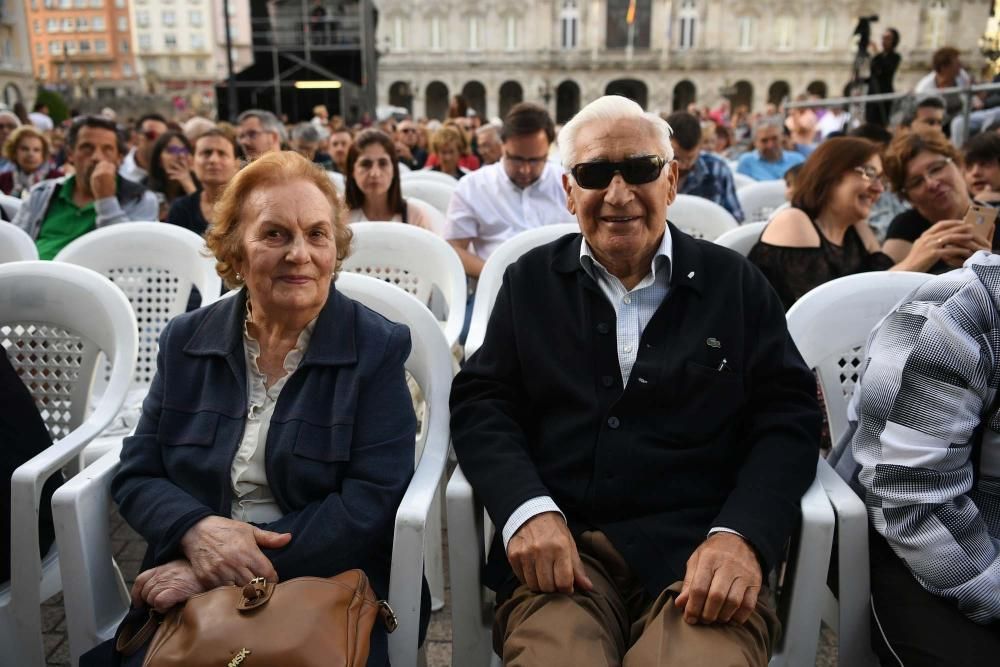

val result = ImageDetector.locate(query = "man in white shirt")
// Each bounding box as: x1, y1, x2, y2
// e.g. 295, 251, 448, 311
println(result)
28, 102, 53, 132
445, 103, 577, 280
119, 113, 168, 184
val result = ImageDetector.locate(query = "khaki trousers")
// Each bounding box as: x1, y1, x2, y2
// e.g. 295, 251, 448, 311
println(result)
493, 531, 780, 667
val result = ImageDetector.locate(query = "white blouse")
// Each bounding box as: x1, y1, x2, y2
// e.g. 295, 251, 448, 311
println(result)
230, 308, 317, 524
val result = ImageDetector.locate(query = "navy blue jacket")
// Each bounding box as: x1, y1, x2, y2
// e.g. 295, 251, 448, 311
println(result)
112, 286, 416, 604
451, 226, 821, 600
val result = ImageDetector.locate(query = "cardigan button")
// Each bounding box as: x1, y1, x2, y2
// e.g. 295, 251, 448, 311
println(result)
607, 416, 620, 429
601, 375, 614, 387
596, 322, 610, 334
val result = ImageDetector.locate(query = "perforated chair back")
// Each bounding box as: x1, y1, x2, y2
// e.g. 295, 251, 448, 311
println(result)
668, 194, 739, 241
400, 179, 455, 215
54, 222, 221, 389
714, 221, 767, 257
402, 169, 463, 188
738, 180, 788, 223
466, 223, 580, 359
341, 222, 466, 346
0, 221, 37, 263
0, 193, 22, 220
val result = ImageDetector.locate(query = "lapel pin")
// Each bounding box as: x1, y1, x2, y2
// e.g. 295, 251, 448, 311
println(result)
706, 337, 721, 348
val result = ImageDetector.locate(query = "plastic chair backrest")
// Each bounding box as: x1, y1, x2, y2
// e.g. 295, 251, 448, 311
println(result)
54, 222, 222, 388
400, 179, 455, 215
0, 193, 22, 220
405, 197, 447, 235
0, 221, 37, 262
341, 222, 466, 346
738, 180, 787, 223
402, 169, 463, 188
732, 172, 756, 190
786, 271, 933, 444
713, 221, 767, 257
465, 223, 580, 359
668, 194, 739, 241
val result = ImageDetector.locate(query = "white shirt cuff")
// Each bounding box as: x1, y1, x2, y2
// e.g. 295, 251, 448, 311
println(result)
708, 526, 746, 540
502, 496, 564, 550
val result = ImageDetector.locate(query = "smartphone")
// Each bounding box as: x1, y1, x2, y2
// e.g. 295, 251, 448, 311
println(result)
964, 204, 999, 245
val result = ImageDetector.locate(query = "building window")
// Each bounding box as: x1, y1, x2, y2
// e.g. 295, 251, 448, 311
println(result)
72, 64, 80, 77
79, 39, 90, 52
430, 16, 442, 51
678, 0, 696, 50
926, 0, 948, 49
816, 14, 832, 50
39, 64, 46, 79
606, 0, 651, 50
775, 16, 794, 51
138, 33, 151, 50
117, 17, 126, 31
87, 64, 96, 76
102, 64, 110, 77
188, 10, 202, 26
119, 38, 128, 53
91, 0, 103, 7
64, 39, 77, 54
190, 33, 203, 49
57, 64, 65, 79
49, 40, 61, 54
168, 56, 179, 70
61, 18, 74, 32
162, 11, 175, 27
505, 16, 516, 50
31, 0, 38, 9
467, 16, 481, 51
164, 33, 177, 49
93, 17, 105, 30
95, 38, 107, 52
738, 16, 754, 50
35, 42, 42, 55
59, 0, 70, 9
43, 0, 55, 7
228, 23, 239, 39
74, 0, 87, 7
46, 18, 57, 32
560, 0, 579, 50
123, 62, 132, 75
195, 58, 205, 72
115, 0, 124, 6
76, 17, 89, 31
136, 11, 149, 28
393, 16, 404, 51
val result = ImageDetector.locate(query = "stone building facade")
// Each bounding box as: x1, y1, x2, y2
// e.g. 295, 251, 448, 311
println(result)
376, 0, 994, 122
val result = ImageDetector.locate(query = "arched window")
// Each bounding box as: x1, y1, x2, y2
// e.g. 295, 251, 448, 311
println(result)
555, 80, 580, 123
500, 80, 524, 119
560, 0, 579, 50
678, 0, 697, 50
926, 1, 948, 49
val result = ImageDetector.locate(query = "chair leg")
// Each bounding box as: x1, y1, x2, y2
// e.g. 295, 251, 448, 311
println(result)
427, 479, 446, 611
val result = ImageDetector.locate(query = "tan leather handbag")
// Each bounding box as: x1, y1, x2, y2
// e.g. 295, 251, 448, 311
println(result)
118, 569, 397, 667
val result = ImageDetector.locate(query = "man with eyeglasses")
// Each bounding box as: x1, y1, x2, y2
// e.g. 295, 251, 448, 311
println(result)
236, 109, 284, 161
395, 119, 427, 170
119, 113, 168, 184
665, 111, 744, 222
451, 96, 819, 666
736, 116, 805, 181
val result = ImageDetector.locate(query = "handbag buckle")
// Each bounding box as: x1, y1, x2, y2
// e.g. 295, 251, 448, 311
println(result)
237, 577, 273, 611
378, 600, 398, 633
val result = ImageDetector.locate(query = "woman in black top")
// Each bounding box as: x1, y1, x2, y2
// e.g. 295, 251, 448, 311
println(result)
166, 128, 240, 236
749, 137, 962, 310
882, 129, 993, 274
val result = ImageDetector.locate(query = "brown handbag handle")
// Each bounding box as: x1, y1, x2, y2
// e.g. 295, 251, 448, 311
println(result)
116, 610, 162, 656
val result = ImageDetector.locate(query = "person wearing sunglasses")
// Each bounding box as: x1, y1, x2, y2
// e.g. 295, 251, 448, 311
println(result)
119, 112, 168, 185
882, 129, 994, 274
451, 95, 820, 666
147, 131, 199, 220
394, 118, 427, 170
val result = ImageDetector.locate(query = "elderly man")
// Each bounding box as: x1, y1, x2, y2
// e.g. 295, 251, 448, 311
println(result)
736, 116, 805, 181
445, 102, 576, 279
14, 116, 158, 260
236, 109, 284, 161
395, 118, 427, 170
119, 113, 168, 183
290, 122, 334, 170
451, 96, 820, 665
666, 110, 743, 221
475, 124, 503, 165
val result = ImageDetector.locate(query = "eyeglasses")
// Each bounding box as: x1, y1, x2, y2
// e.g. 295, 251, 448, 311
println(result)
142, 129, 161, 141
165, 145, 190, 156
0, 123, 18, 131
570, 155, 666, 189
237, 129, 262, 142
853, 164, 886, 187
399, 127, 418, 134
903, 157, 952, 193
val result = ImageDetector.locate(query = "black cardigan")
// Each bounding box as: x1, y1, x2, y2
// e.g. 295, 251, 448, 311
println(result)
450, 224, 821, 599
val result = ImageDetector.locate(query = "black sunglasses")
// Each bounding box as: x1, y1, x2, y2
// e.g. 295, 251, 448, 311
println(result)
570, 155, 667, 189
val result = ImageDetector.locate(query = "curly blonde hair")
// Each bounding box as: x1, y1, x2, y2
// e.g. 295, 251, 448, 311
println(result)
4, 125, 50, 163
205, 150, 351, 288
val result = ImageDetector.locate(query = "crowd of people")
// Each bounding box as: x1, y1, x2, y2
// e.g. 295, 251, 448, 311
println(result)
4, 35, 1000, 667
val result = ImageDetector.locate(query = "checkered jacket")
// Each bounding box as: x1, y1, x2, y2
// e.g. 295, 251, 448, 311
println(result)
832, 251, 1000, 623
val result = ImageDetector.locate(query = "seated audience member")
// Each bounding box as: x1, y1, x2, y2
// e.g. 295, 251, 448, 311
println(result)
712, 123, 737, 159
0, 125, 61, 198
882, 129, 994, 274
344, 128, 436, 230
146, 131, 199, 220
445, 102, 576, 279
427, 126, 469, 180
783, 163, 803, 202
291, 122, 334, 170
425, 120, 481, 173
451, 95, 820, 666
785, 98, 819, 157
13, 116, 158, 260
849, 123, 912, 242
236, 109, 284, 161
816, 105, 850, 139
748, 137, 951, 311
831, 252, 1000, 665
181, 116, 215, 143
119, 113, 168, 184
737, 116, 806, 180
95, 151, 426, 665
962, 131, 1000, 203
328, 127, 353, 174
666, 111, 744, 222
395, 119, 427, 170
915, 46, 971, 128
899, 95, 947, 134
475, 124, 503, 166
166, 128, 240, 236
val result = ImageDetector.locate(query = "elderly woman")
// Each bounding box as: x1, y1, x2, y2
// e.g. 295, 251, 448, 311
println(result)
105, 151, 423, 665
882, 128, 996, 274
0, 125, 61, 198
166, 128, 240, 236
426, 125, 469, 180
345, 129, 435, 229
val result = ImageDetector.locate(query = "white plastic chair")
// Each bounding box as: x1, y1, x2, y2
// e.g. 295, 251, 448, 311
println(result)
668, 194, 739, 241
400, 179, 456, 215
0, 261, 137, 667
465, 223, 580, 359
714, 221, 768, 257
738, 180, 788, 223
0, 193, 22, 221
54, 222, 222, 465
342, 222, 466, 349
786, 271, 933, 667
733, 172, 756, 190
0, 221, 37, 262
52, 273, 453, 667
407, 197, 447, 236
402, 169, 464, 189
328, 170, 345, 192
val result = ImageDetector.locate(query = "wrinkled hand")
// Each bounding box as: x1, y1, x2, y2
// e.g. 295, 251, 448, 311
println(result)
507, 512, 593, 594
131, 559, 204, 613
89, 160, 118, 200
904, 219, 986, 271
674, 532, 762, 625
179, 515, 291, 588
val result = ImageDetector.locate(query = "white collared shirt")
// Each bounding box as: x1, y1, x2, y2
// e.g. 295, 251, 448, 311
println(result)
443, 160, 577, 260
119, 148, 147, 184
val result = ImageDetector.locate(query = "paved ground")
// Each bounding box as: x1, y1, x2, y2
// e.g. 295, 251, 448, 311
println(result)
41, 511, 837, 667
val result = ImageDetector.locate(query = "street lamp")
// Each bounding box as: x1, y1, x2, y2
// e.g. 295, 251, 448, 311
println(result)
538, 80, 552, 106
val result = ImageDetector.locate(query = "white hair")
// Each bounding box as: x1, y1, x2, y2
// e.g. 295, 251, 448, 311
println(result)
558, 95, 673, 172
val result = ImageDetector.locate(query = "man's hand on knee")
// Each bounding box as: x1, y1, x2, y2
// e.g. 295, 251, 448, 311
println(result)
507, 512, 594, 594
674, 532, 762, 626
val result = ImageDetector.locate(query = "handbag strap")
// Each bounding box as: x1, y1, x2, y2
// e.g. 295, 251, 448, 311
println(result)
116, 609, 162, 656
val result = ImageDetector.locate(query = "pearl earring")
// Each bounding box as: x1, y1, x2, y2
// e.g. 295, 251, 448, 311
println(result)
235, 272, 242, 281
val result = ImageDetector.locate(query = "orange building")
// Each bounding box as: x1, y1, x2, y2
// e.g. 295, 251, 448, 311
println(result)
24, 0, 140, 99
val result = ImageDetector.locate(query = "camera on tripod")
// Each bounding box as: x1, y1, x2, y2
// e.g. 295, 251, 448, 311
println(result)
854, 14, 880, 54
